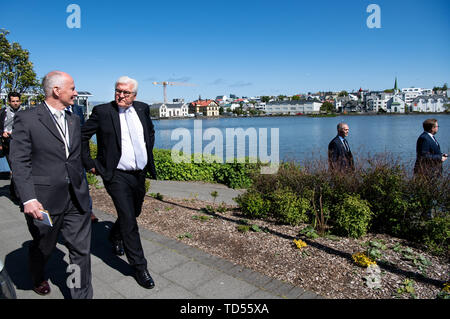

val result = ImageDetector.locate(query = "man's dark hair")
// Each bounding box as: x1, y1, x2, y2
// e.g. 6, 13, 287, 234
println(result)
7, 92, 21, 101
423, 119, 437, 132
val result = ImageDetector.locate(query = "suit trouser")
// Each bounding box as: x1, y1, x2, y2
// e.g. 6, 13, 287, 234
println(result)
104, 169, 147, 271
5, 154, 18, 200
25, 187, 93, 299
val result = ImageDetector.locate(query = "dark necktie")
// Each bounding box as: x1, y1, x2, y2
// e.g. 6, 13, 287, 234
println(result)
343, 138, 350, 152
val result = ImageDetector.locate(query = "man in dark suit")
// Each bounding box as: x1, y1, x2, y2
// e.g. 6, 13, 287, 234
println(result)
414, 118, 447, 177
9, 71, 93, 298
328, 122, 355, 173
66, 104, 98, 223
0, 92, 25, 203
81, 76, 157, 289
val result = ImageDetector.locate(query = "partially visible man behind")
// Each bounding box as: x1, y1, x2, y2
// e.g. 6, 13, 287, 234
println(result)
66, 103, 98, 223
328, 122, 355, 173
0, 92, 26, 203
9, 71, 93, 298
414, 118, 447, 177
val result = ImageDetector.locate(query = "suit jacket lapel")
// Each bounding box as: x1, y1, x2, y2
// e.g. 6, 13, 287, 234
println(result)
110, 102, 122, 149
37, 104, 65, 144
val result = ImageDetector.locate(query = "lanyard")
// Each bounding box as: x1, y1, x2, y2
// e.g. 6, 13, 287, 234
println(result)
45, 103, 71, 155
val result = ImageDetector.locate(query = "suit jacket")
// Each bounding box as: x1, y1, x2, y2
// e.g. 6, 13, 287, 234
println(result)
70, 104, 85, 126
414, 132, 443, 175
81, 101, 157, 182
328, 135, 354, 172
9, 103, 91, 215
0, 106, 23, 156
0, 107, 7, 156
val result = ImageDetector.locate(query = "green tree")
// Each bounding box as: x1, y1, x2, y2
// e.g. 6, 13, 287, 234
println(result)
260, 96, 271, 103
320, 101, 335, 113
338, 90, 348, 97
0, 30, 39, 94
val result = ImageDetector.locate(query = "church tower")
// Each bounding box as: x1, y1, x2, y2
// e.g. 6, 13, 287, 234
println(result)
394, 77, 399, 94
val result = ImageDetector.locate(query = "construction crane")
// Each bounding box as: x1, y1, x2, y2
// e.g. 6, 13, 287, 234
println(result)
152, 81, 196, 104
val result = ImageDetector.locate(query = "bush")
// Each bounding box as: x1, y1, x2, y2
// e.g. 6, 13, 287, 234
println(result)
360, 164, 409, 235
331, 194, 372, 238
270, 187, 310, 226
152, 148, 259, 189
422, 214, 450, 256
235, 190, 270, 219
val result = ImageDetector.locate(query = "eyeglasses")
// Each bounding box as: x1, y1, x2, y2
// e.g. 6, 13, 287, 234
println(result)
115, 89, 135, 97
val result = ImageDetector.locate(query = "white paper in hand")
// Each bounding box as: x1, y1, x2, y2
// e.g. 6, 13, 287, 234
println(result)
36, 210, 53, 227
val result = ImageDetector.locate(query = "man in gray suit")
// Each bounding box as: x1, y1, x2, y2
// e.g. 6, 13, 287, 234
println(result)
10, 71, 92, 298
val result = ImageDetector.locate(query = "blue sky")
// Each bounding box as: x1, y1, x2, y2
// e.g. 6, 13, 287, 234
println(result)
1, 0, 449, 103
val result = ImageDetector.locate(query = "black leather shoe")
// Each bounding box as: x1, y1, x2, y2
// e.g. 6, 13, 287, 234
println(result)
135, 269, 155, 289
111, 239, 124, 256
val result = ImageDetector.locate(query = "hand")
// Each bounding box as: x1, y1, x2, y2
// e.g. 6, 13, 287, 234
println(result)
23, 200, 45, 220
442, 154, 448, 162
2, 131, 10, 138
90, 167, 97, 175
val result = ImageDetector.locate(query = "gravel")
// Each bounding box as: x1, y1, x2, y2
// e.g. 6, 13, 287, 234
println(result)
90, 186, 449, 299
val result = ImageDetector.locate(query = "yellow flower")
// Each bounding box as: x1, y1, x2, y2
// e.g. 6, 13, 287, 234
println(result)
443, 282, 450, 293
293, 239, 307, 250
352, 252, 377, 267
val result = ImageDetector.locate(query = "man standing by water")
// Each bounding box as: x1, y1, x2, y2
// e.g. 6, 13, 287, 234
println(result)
414, 118, 447, 177
328, 122, 355, 173
81, 76, 157, 289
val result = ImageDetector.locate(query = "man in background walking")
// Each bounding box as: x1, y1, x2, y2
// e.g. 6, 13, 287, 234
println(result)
0, 92, 26, 203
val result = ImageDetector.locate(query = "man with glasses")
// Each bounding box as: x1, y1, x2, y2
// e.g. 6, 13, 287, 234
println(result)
414, 118, 447, 177
328, 122, 355, 173
81, 76, 157, 289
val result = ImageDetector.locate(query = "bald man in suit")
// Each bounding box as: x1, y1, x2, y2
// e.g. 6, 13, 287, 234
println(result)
328, 122, 355, 173
10, 71, 92, 298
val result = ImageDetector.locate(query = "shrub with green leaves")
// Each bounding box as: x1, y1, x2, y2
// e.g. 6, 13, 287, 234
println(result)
152, 148, 259, 189
235, 190, 270, 219
270, 187, 310, 226
360, 164, 409, 235
332, 194, 372, 238
422, 214, 450, 256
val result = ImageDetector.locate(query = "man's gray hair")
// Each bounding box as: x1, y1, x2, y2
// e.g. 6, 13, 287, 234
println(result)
42, 71, 66, 97
115, 76, 138, 93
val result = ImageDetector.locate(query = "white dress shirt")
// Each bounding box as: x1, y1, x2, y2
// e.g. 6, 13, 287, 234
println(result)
117, 105, 148, 170
45, 102, 70, 158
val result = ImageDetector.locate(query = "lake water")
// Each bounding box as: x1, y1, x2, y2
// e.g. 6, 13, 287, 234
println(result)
153, 114, 450, 170
3, 114, 446, 172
